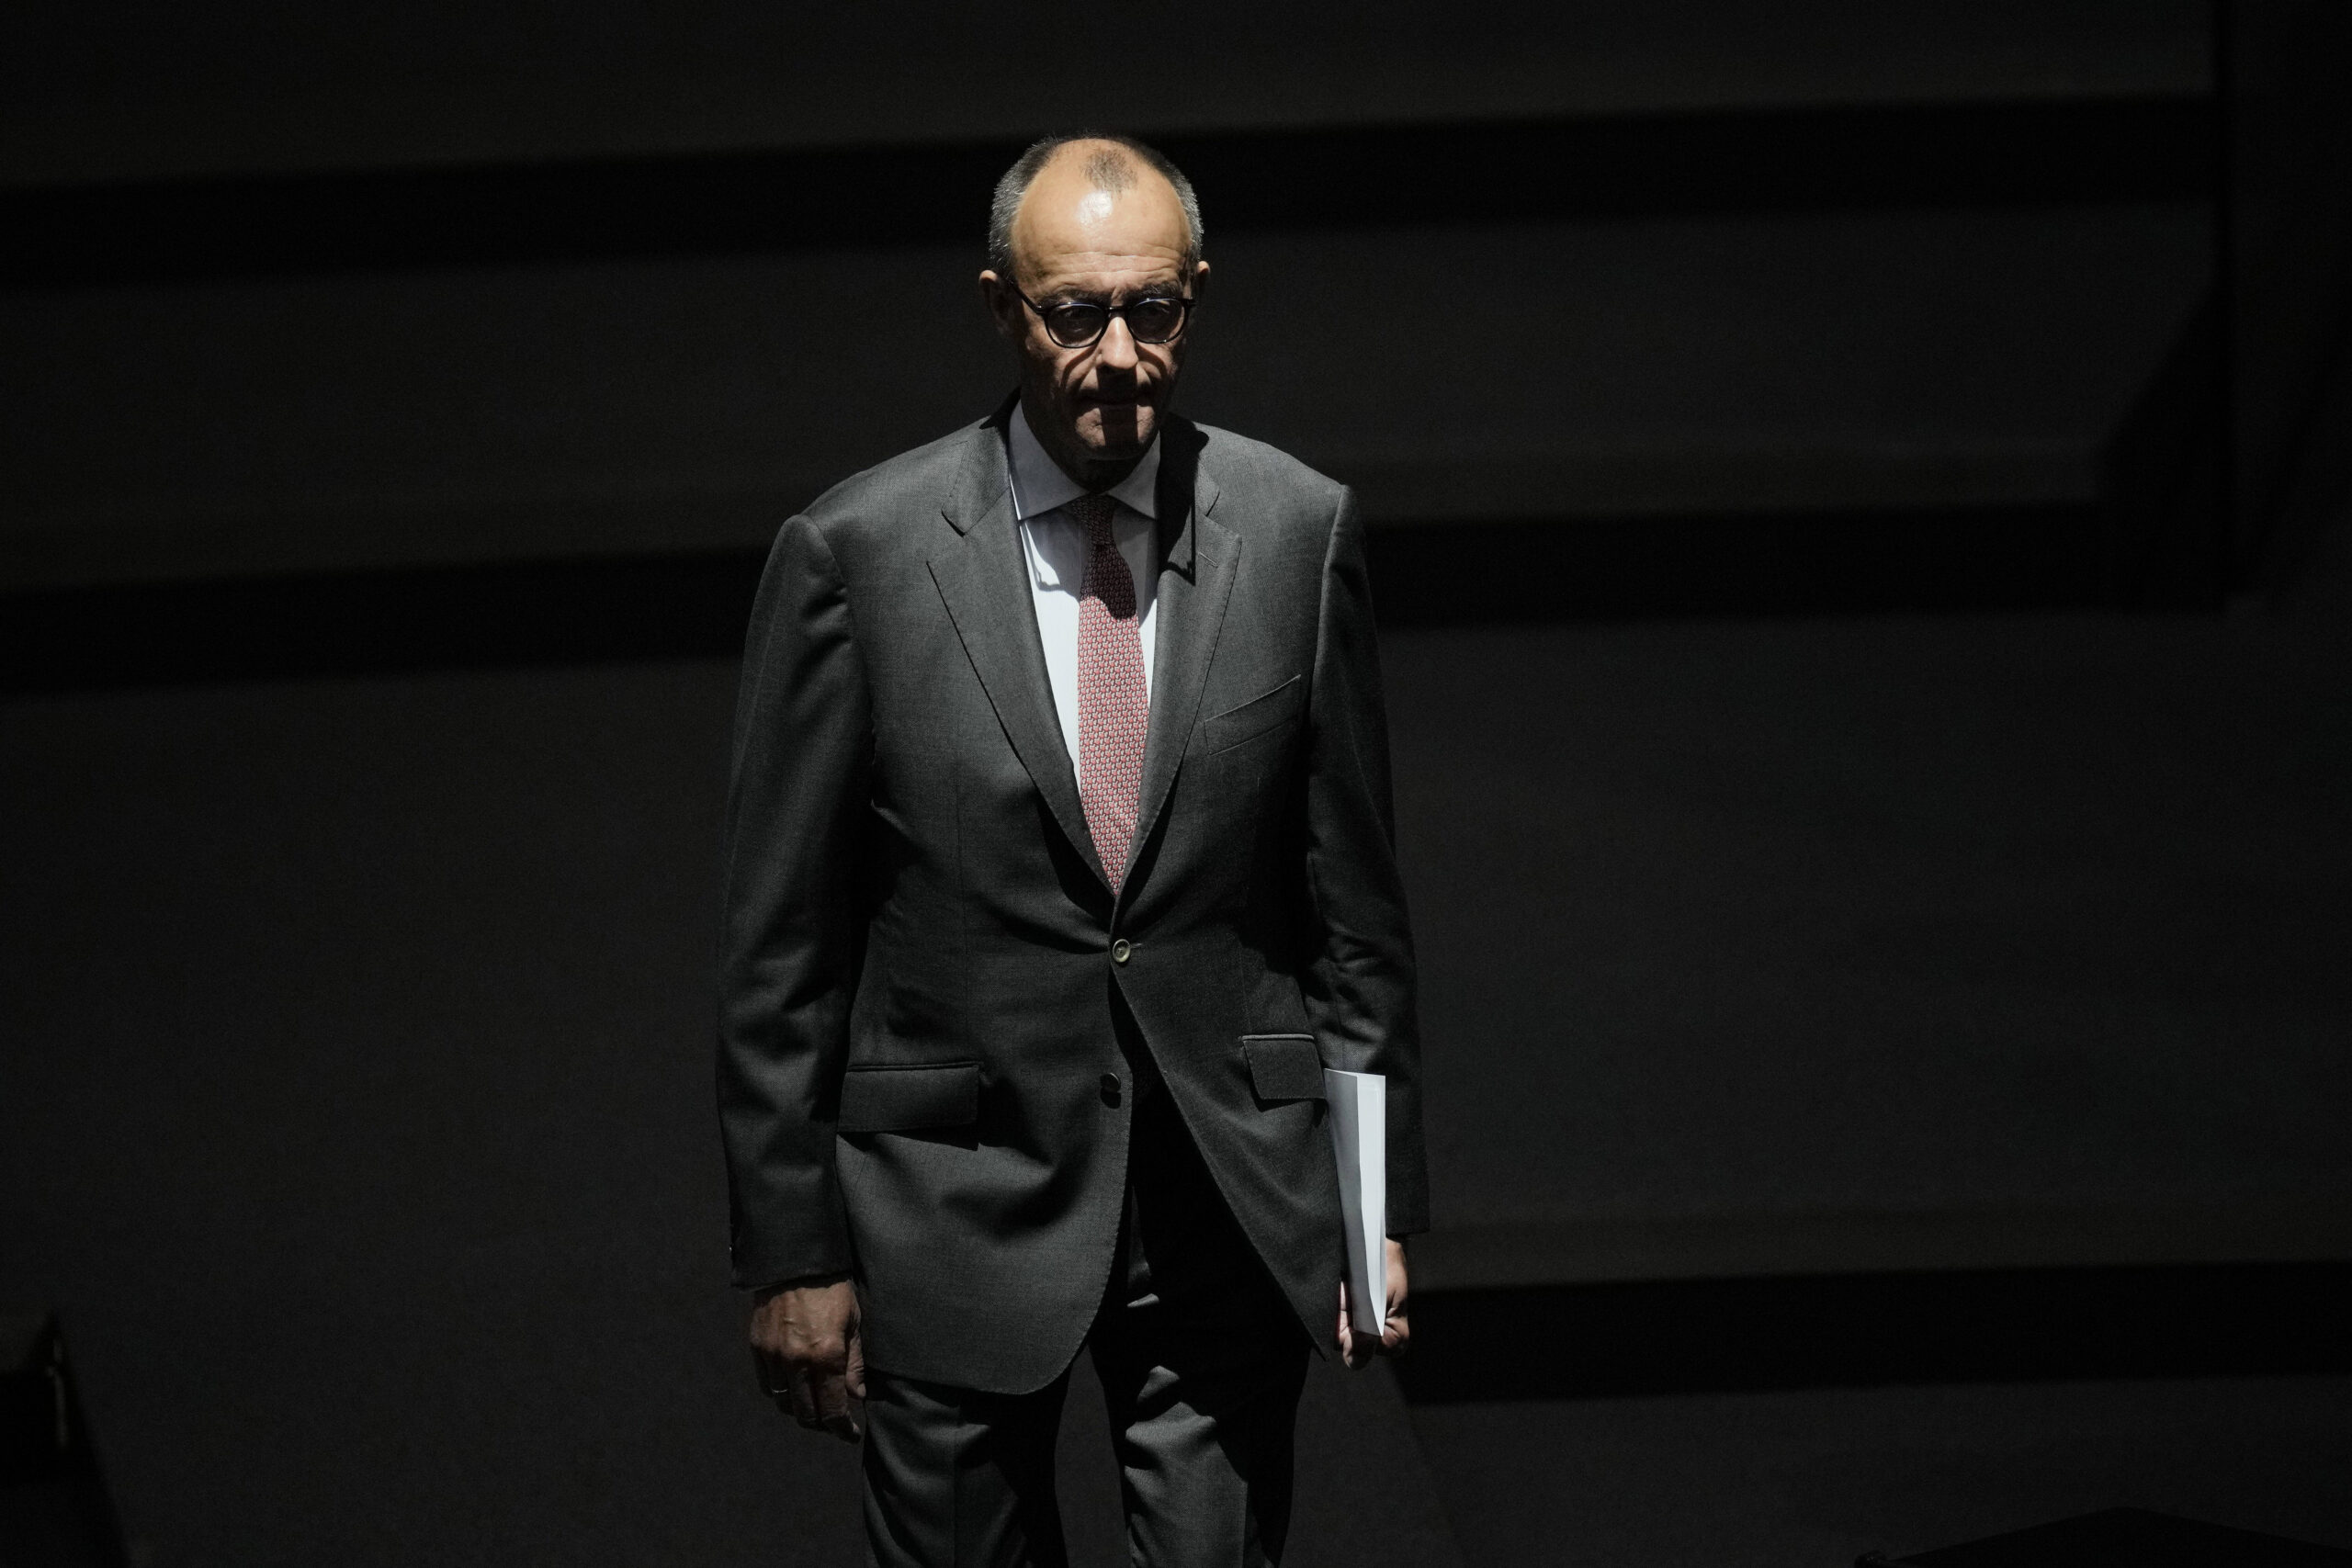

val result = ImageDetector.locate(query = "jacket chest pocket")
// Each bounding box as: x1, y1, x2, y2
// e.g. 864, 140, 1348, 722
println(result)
1195, 676, 1304, 757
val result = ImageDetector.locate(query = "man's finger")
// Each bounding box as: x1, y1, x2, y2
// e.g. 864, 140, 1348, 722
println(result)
809, 1366, 862, 1441
820, 1393, 864, 1444
811, 1368, 856, 1439
754, 1348, 805, 1410
787, 1368, 822, 1428
1382, 1312, 1410, 1356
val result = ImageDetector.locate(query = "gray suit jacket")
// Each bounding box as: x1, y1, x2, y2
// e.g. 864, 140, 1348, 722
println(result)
717, 399, 1427, 1393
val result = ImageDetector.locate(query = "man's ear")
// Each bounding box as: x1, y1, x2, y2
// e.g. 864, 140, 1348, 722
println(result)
978, 271, 1022, 341
1190, 258, 1211, 303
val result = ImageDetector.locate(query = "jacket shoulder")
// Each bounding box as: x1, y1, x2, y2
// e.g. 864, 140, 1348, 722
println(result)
794, 418, 992, 555
1189, 422, 1348, 518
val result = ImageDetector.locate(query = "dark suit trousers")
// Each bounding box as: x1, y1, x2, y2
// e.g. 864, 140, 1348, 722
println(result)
860, 1078, 1311, 1568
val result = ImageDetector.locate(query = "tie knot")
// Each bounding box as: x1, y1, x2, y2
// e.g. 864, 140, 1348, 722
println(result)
1069, 492, 1118, 545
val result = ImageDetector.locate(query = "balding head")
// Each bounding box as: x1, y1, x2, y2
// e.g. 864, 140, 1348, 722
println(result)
988, 133, 1204, 283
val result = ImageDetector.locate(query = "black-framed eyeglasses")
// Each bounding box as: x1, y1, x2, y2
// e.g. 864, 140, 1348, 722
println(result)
1011, 287, 1195, 349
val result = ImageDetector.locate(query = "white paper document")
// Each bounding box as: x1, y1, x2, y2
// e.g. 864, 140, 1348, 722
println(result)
1322, 1068, 1387, 1337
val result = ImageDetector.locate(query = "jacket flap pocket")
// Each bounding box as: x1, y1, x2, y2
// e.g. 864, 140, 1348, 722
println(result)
838, 1062, 980, 1133
1200, 676, 1305, 754
1242, 1034, 1326, 1101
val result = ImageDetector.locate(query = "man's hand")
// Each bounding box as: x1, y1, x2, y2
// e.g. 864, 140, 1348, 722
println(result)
750, 1277, 865, 1441
1337, 1239, 1410, 1369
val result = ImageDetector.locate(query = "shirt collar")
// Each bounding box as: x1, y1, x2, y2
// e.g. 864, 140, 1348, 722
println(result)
1007, 400, 1160, 524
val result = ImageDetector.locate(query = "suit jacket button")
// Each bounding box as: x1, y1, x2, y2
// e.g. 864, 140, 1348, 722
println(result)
1111, 939, 1132, 964
1100, 1072, 1122, 1107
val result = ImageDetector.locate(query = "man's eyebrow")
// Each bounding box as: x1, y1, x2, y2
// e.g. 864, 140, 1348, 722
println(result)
1039, 282, 1188, 306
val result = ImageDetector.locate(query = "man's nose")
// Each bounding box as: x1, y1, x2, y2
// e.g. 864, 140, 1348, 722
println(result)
1094, 314, 1140, 372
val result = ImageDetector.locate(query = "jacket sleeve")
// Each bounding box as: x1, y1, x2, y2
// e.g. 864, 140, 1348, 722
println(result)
716, 513, 874, 1291
1299, 487, 1430, 1236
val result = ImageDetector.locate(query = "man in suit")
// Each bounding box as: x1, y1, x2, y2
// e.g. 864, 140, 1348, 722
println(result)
717, 131, 1426, 1567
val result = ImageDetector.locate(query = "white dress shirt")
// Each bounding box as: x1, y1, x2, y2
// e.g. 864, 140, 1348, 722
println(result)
1007, 403, 1161, 779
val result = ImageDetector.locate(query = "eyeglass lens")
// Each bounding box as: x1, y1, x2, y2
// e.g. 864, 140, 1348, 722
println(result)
1042, 298, 1187, 347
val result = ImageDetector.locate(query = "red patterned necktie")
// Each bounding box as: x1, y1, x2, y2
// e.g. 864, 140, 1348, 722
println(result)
1070, 492, 1148, 892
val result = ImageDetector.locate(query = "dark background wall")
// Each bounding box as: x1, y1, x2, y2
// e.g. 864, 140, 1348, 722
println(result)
4, 3, 2348, 1564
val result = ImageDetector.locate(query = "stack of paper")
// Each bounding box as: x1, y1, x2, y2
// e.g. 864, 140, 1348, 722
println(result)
1323, 1068, 1386, 1337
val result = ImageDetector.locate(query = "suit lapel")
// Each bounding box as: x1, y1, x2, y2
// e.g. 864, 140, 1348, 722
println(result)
1128, 421, 1236, 893
929, 407, 1110, 889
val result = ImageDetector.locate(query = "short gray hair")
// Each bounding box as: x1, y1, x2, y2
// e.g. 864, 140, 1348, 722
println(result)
987, 132, 1204, 280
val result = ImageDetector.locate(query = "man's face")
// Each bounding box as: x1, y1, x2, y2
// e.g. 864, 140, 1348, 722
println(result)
980, 147, 1209, 480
